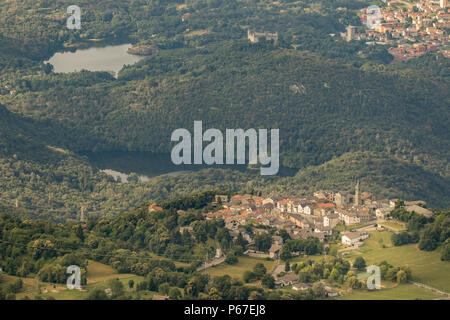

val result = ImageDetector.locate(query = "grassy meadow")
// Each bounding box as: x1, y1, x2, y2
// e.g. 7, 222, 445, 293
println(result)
344, 230, 450, 293
201, 256, 278, 281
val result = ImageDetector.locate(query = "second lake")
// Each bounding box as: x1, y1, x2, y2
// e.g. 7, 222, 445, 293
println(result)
45, 43, 144, 75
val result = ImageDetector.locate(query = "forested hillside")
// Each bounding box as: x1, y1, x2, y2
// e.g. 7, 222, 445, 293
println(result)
0, 0, 448, 220
4, 45, 449, 170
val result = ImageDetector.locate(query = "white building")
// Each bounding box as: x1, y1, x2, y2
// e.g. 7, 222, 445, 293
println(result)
323, 213, 340, 228
376, 207, 391, 220
341, 232, 369, 246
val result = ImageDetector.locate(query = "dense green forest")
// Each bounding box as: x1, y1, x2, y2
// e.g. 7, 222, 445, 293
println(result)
0, 192, 222, 280
0, 0, 448, 221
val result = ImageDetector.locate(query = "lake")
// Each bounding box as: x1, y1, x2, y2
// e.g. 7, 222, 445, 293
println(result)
45, 44, 144, 75
83, 151, 298, 183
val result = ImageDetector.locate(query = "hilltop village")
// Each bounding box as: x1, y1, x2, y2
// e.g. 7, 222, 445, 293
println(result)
351, 0, 449, 60
186, 182, 435, 259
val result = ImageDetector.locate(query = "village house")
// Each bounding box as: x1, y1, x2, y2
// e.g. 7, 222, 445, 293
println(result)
356, 208, 375, 223
148, 204, 163, 212
314, 203, 335, 217
229, 205, 244, 212
263, 195, 280, 206
301, 203, 313, 215
341, 232, 369, 246
290, 228, 311, 240
314, 190, 334, 202
262, 202, 275, 211
275, 273, 298, 287
269, 243, 282, 259
277, 199, 290, 212
334, 191, 352, 206
376, 207, 392, 220
313, 223, 333, 237
324, 286, 339, 297
248, 29, 279, 45
272, 235, 284, 246
292, 283, 311, 291
361, 192, 374, 204
372, 199, 390, 208
289, 214, 304, 228
214, 194, 228, 203
254, 198, 263, 208
337, 209, 360, 225
179, 226, 194, 235
390, 199, 399, 208
323, 213, 340, 228
311, 231, 326, 241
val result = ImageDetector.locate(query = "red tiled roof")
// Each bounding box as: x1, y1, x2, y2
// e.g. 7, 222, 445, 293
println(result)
317, 203, 335, 208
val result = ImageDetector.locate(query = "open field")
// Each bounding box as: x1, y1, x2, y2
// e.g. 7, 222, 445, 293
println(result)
279, 279, 443, 300
334, 222, 376, 232
340, 283, 444, 300
146, 252, 191, 269
0, 261, 145, 300
201, 256, 277, 281
43, 273, 145, 300
86, 260, 136, 284
380, 220, 407, 231
0, 274, 41, 299
0, 273, 85, 300
344, 231, 450, 292
44, 261, 144, 300
359, 230, 394, 248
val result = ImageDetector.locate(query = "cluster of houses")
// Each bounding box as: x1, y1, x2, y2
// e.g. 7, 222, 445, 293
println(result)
348, 0, 449, 61
275, 273, 338, 297
147, 181, 433, 253
146, 184, 433, 296
202, 181, 433, 252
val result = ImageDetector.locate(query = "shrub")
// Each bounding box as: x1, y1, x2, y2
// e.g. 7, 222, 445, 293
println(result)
261, 275, 275, 289
353, 257, 366, 271
243, 271, 257, 283
225, 254, 238, 265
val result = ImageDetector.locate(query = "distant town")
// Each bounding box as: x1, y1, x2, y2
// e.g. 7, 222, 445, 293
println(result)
347, 0, 449, 61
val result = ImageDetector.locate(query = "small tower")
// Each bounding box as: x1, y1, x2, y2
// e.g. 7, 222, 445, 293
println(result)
346, 26, 356, 42
355, 180, 361, 206
80, 207, 86, 223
